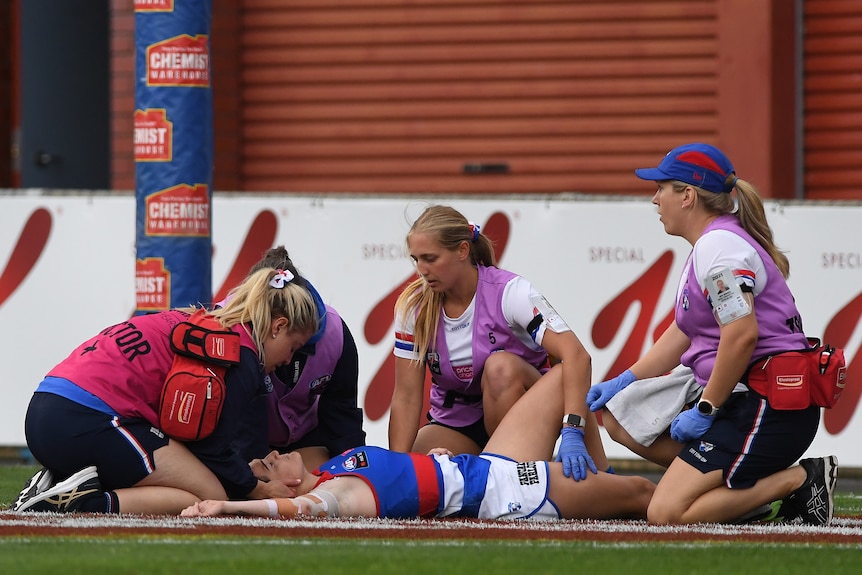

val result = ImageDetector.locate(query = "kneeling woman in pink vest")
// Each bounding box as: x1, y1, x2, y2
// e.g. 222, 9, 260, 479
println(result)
13, 267, 324, 515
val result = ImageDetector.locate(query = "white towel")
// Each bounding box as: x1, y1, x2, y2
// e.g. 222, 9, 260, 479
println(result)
605, 365, 703, 447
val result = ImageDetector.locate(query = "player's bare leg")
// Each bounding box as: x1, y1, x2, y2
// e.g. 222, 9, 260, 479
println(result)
548, 463, 654, 519
486, 365, 609, 472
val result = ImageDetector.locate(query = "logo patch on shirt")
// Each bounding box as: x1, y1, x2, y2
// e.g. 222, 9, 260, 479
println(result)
426, 352, 441, 375
698, 441, 714, 453
341, 450, 369, 472
454, 365, 473, 380
309, 374, 332, 394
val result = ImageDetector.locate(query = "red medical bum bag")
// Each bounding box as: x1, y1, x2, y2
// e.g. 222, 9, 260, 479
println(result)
744, 338, 847, 410
159, 311, 241, 441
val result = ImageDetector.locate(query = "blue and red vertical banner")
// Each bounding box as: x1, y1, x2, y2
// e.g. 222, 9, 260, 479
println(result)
134, 0, 213, 313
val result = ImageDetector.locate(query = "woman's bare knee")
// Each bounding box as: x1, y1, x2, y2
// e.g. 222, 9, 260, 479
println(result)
647, 500, 684, 525
481, 353, 539, 398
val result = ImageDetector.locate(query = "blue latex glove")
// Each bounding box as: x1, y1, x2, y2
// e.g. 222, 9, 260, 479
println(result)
670, 407, 716, 442
555, 426, 597, 481
586, 369, 637, 412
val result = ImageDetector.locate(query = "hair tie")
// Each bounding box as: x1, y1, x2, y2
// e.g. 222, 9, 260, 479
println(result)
468, 222, 480, 242
269, 269, 295, 289
726, 176, 739, 193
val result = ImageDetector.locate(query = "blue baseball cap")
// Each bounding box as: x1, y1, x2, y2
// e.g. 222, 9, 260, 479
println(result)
634, 143, 736, 194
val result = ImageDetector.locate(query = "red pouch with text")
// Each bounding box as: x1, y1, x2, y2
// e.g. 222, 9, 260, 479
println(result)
745, 338, 846, 410
158, 311, 240, 441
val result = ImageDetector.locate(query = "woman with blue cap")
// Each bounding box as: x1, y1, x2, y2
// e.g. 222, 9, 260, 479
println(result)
586, 143, 837, 525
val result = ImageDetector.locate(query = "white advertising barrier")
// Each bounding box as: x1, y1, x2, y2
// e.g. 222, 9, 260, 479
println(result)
1, 191, 860, 465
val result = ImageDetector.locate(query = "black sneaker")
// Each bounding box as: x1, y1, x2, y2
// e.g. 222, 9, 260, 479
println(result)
785, 456, 838, 526
9, 467, 54, 512
12, 466, 101, 513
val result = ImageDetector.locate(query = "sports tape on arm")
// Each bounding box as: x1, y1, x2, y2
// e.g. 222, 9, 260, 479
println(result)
294, 488, 340, 518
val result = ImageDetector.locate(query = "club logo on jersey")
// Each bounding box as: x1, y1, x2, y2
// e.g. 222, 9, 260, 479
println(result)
516, 461, 540, 486
698, 441, 714, 453
309, 374, 332, 395
341, 450, 369, 472
426, 352, 441, 375
507, 502, 522, 513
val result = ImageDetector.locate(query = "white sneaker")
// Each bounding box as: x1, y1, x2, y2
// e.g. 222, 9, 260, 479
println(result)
13, 466, 101, 513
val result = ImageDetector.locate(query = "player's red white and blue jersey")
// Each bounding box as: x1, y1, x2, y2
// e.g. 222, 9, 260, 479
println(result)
314, 446, 559, 520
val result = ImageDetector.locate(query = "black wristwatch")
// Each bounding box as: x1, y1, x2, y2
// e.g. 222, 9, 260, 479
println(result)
696, 399, 719, 417
562, 414, 586, 428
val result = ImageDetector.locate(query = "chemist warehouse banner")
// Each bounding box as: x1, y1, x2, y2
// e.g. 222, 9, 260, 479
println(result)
134, 0, 213, 312
1, 193, 861, 466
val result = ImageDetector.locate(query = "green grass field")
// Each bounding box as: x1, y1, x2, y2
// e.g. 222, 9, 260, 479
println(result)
2, 464, 861, 575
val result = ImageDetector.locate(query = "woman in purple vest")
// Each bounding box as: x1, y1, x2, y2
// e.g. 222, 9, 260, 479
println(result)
390, 205, 607, 482
234, 246, 366, 472
12, 267, 323, 515
586, 143, 837, 525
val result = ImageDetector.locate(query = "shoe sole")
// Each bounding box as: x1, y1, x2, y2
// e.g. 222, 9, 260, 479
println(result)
734, 503, 775, 523
10, 468, 54, 512
14, 466, 98, 513
823, 455, 838, 524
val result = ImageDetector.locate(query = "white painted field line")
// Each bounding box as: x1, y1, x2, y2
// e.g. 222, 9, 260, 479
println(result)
2, 513, 861, 538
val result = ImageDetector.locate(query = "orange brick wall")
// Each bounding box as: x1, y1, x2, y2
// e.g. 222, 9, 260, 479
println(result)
101, 1, 862, 200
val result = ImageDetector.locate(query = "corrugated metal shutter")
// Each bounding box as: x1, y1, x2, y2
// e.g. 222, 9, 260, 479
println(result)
803, 0, 862, 200
241, 1, 720, 195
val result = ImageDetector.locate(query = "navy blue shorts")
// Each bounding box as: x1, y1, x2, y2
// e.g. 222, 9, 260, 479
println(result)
678, 390, 820, 488
24, 392, 169, 490
424, 412, 491, 449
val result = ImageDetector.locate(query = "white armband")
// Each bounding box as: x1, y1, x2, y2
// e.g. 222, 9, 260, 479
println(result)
529, 293, 571, 333
264, 499, 279, 518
